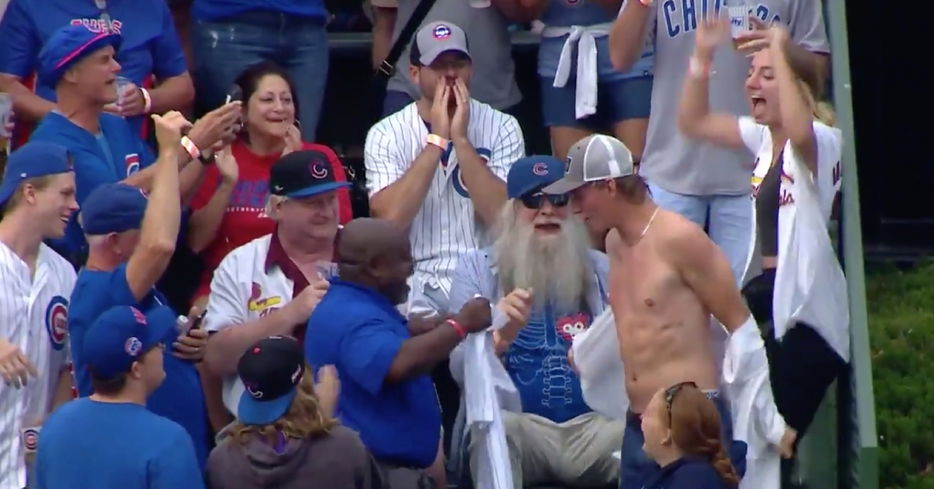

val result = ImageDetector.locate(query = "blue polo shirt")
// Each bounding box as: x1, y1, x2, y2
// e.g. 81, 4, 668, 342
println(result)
0, 0, 188, 139
36, 399, 204, 489
68, 263, 208, 469
305, 280, 441, 468
30, 112, 154, 255
642, 457, 733, 489
192, 0, 327, 22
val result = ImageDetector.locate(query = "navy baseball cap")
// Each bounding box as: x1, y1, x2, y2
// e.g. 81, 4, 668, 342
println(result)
84, 305, 175, 379
269, 150, 351, 199
507, 155, 565, 199
38, 24, 122, 88
0, 142, 74, 206
237, 336, 306, 426
79, 183, 147, 235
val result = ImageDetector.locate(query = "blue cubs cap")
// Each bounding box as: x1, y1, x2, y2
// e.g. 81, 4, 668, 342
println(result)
269, 150, 351, 199
80, 183, 147, 235
506, 155, 565, 199
38, 24, 121, 88
0, 142, 74, 206
83, 305, 175, 379
237, 336, 306, 426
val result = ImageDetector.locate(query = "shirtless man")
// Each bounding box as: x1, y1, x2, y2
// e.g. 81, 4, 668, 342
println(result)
545, 135, 795, 489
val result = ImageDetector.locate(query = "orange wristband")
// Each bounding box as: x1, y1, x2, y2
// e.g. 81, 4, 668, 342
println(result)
180, 136, 201, 160
426, 133, 448, 150
446, 319, 468, 340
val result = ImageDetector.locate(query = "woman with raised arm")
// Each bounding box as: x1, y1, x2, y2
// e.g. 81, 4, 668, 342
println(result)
677, 15, 849, 488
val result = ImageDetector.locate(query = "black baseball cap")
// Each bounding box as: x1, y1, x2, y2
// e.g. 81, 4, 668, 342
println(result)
237, 336, 306, 425
269, 150, 351, 199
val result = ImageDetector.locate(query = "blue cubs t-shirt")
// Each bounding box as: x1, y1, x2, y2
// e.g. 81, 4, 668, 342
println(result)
306, 280, 442, 468
504, 302, 593, 423
36, 398, 204, 489
0, 0, 188, 139
68, 263, 208, 469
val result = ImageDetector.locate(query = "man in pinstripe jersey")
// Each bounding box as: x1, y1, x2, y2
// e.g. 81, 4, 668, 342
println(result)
0, 142, 79, 489
365, 21, 525, 317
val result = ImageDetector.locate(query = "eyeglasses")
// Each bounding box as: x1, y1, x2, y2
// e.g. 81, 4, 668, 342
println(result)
664, 381, 697, 426
520, 192, 570, 209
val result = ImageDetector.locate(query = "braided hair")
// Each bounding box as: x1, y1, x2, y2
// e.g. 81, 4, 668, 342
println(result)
668, 386, 739, 488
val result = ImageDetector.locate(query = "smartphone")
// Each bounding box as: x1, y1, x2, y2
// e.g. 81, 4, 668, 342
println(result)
190, 309, 207, 331
225, 85, 242, 105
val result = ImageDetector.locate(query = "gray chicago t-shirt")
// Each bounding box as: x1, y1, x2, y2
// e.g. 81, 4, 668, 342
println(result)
386, 0, 522, 110
632, 0, 829, 196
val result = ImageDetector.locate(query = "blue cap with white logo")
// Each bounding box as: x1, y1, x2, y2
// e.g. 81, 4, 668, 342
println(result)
0, 142, 74, 206
83, 305, 175, 379
506, 155, 565, 199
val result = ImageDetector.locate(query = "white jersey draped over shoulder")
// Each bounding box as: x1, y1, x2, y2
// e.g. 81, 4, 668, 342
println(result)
0, 243, 76, 489
364, 99, 524, 304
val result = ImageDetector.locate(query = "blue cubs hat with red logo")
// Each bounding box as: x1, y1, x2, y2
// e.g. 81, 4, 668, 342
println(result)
237, 336, 306, 426
83, 305, 175, 379
0, 142, 74, 206
37, 24, 122, 88
79, 183, 148, 235
269, 150, 351, 199
507, 155, 565, 199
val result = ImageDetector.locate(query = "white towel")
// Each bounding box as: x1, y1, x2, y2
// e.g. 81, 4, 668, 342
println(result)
570, 308, 629, 420
543, 23, 613, 120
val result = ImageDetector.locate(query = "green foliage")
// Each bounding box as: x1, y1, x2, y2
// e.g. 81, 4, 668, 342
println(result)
867, 260, 934, 489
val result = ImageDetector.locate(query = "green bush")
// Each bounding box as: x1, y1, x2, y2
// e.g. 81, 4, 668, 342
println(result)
867, 260, 934, 489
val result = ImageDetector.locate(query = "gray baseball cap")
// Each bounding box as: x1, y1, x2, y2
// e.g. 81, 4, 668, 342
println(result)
543, 135, 635, 195
414, 21, 471, 66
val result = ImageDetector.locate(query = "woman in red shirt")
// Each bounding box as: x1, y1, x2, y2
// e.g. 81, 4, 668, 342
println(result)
188, 61, 353, 304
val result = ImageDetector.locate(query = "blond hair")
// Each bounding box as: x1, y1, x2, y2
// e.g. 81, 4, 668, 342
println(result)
230, 365, 337, 444
0, 175, 55, 216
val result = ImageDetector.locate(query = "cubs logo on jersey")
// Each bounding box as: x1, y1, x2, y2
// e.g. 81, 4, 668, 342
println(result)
125, 153, 141, 176
450, 147, 493, 198
45, 296, 69, 351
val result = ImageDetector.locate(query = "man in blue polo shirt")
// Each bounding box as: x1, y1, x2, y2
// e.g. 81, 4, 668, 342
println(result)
0, 0, 194, 143
67, 111, 211, 468
36, 305, 204, 489
26, 24, 241, 259
306, 218, 493, 488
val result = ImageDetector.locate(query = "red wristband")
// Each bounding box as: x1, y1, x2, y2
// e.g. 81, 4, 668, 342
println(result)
446, 319, 468, 340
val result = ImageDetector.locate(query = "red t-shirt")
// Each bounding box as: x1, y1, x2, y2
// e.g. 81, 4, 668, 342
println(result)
191, 139, 353, 298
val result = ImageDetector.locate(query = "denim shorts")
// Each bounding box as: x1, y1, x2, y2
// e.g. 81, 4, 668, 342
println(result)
540, 76, 653, 128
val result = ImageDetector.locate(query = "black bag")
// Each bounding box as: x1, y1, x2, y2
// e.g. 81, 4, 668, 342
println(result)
369, 0, 437, 118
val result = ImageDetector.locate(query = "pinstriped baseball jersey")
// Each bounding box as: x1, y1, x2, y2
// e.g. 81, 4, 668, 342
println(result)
364, 99, 525, 303
0, 242, 76, 489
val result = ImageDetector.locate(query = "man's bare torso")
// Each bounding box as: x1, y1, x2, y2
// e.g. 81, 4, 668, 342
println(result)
608, 210, 720, 414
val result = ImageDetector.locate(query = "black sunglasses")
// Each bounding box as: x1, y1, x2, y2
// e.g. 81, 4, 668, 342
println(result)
520, 192, 570, 209
664, 381, 698, 425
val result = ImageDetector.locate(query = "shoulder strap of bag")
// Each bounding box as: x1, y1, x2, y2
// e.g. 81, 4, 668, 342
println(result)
375, 0, 438, 79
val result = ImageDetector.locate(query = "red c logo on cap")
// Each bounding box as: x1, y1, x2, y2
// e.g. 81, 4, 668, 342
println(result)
532, 162, 549, 176
310, 163, 329, 179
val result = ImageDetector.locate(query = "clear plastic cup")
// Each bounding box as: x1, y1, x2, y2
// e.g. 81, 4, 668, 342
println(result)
314, 261, 339, 281
0, 92, 12, 139
115, 76, 133, 107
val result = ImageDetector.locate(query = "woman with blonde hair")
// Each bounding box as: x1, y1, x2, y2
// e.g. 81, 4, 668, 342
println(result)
206, 336, 381, 489
640, 382, 739, 489
677, 14, 850, 488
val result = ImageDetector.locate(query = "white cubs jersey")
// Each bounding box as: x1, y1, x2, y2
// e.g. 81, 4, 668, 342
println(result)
203, 234, 294, 415
364, 99, 524, 301
0, 242, 76, 489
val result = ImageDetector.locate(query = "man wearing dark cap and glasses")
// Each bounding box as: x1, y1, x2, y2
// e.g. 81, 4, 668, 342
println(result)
203, 150, 348, 426
448, 155, 623, 488
34, 305, 204, 489
0, 142, 79, 489
207, 336, 382, 489
27, 23, 240, 261
67, 112, 211, 469
543, 134, 800, 489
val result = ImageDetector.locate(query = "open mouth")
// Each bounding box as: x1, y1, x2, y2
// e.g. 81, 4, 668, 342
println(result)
751, 96, 766, 111
534, 223, 561, 232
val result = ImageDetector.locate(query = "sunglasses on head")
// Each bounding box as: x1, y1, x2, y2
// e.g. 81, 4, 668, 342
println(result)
664, 381, 697, 425
520, 192, 570, 209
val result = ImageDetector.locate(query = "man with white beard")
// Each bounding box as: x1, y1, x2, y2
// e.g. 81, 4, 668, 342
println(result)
448, 155, 624, 489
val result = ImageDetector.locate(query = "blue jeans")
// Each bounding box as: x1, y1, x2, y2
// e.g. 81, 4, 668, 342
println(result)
648, 182, 751, 286
618, 395, 747, 489
192, 11, 329, 141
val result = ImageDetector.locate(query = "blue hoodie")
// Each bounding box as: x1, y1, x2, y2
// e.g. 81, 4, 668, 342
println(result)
30, 112, 154, 254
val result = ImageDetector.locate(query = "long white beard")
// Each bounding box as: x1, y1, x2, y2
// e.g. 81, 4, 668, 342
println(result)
494, 206, 594, 311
